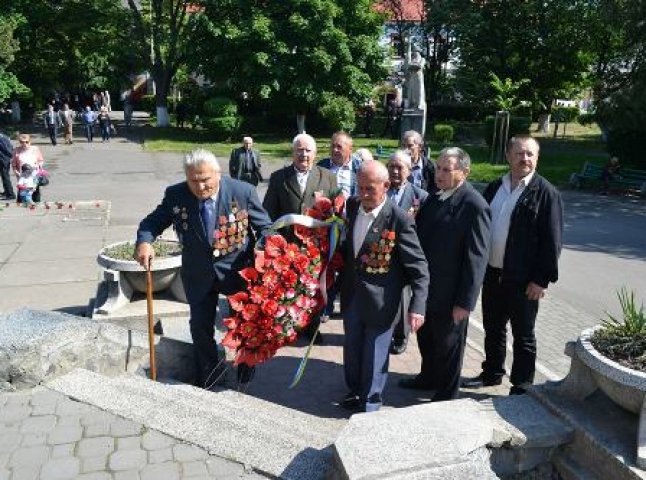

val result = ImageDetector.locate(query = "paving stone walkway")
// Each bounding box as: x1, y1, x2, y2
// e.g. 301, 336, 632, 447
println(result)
0, 387, 266, 480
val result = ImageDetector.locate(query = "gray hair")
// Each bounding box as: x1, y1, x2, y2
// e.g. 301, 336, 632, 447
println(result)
389, 149, 412, 169
437, 147, 471, 170
355, 148, 374, 162
402, 130, 423, 146
293, 133, 317, 150
242, 136, 253, 143
358, 160, 389, 182
506, 135, 540, 153
184, 149, 221, 172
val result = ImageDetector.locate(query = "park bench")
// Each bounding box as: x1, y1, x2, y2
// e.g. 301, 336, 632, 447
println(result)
569, 161, 646, 195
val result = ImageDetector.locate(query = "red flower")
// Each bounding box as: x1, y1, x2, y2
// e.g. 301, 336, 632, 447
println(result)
261, 299, 279, 316
292, 253, 310, 273
283, 270, 298, 287
229, 292, 249, 312
265, 235, 287, 258
241, 304, 260, 321
239, 267, 258, 284
254, 250, 266, 272
314, 196, 332, 214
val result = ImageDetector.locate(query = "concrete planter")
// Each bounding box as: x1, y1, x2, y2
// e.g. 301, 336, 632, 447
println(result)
94, 240, 186, 315
554, 326, 646, 468
577, 326, 646, 415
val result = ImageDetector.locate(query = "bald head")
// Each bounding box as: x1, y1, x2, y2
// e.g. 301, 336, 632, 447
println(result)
357, 160, 390, 212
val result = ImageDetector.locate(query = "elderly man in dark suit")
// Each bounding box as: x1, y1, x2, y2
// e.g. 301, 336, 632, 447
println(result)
402, 130, 435, 192
263, 133, 337, 343
386, 150, 428, 355
463, 135, 563, 395
136, 149, 272, 388
340, 160, 429, 413
229, 136, 263, 186
399, 147, 491, 401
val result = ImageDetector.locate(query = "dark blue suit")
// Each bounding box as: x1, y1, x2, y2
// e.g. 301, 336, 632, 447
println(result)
137, 176, 272, 385
341, 197, 429, 411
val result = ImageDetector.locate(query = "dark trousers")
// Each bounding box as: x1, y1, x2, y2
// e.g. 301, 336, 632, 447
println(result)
189, 289, 221, 388
481, 267, 539, 386
1, 161, 14, 198
416, 309, 468, 401
392, 285, 411, 343
343, 301, 395, 411
47, 125, 57, 145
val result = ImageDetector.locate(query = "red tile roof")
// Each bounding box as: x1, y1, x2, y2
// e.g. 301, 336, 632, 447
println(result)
375, 0, 425, 22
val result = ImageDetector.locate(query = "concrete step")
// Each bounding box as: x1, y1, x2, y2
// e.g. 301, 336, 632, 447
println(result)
46, 368, 341, 480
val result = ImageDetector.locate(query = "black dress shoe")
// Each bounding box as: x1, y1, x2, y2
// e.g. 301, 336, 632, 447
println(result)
461, 373, 503, 389
339, 393, 361, 411
237, 364, 255, 384
390, 338, 408, 355
398, 377, 434, 391
509, 385, 528, 396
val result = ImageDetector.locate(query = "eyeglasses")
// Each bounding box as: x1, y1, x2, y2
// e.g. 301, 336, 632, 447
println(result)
19, 141, 29, 145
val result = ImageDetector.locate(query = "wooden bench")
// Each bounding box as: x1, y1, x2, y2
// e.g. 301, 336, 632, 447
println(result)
569, 161, 646, 195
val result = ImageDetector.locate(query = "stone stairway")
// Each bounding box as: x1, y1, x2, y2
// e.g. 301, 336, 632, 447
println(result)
47, 368, 342, 479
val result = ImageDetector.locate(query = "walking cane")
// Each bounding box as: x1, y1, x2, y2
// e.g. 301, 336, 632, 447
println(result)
145, 257, 157, 381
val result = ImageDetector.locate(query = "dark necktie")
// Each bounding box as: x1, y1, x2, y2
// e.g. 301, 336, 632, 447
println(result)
200, 199, 215, 242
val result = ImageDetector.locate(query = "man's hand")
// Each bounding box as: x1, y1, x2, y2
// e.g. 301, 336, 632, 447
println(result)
408, 312, 425, 333
135, 242, 154, 270
526, 282, 546, 301
452, 306, 470, 325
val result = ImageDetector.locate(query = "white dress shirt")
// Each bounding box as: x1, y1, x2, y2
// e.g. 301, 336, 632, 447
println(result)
294, 166, 310, 194
488, 172, 535, 268
353, 197, 387, 257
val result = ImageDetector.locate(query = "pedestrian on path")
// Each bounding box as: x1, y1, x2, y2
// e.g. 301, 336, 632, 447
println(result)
43, 104, 61, 146
81, 106, 96, 142
60, 103, 74, 144
462, 135, 564, 396
97, 106, 112, 142
0, 130, 16, 199
11, 133, 44, 202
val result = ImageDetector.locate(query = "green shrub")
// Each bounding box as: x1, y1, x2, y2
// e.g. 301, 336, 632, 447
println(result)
202, 115, 241, 139
484, 116, 531, 146
551, 106, 579, 123
203, 97, 238, 118
433, 124, 454, 144
319, 94, 356, 133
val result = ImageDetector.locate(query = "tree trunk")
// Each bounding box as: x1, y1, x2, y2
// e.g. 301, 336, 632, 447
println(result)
153, 69, 171, 127
296, 113, 306, 134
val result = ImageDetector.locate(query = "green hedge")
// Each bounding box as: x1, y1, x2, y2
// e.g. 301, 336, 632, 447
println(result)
319, 94, 356, 133
203, 97, 238, 118
484, 116, 531, 146
433, 124, 454, 144
551, 106, 579, 123
202, 115, 241, 139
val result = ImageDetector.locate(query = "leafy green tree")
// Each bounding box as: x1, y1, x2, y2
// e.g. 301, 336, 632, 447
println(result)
0, 14, 29, 102
9, 0, 134, 102
488, 73, 529, 112
452, 0, 592, 113
125, 0, 200, 126
192, 0, 388, 131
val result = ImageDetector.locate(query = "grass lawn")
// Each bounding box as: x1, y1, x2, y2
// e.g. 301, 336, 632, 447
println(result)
140, 121, 608, 186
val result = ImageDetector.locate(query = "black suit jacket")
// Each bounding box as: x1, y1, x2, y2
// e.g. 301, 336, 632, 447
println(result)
483, 173, 563, 287
0, 133, 12, 167
136, 176, 272, 303
341, 197, 429, 329
262, 165, 337, 220
229, 147, 262, 185
416, 182, 492, 312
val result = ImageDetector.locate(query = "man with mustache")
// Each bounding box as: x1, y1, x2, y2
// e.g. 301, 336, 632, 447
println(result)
462, 136, 563, 396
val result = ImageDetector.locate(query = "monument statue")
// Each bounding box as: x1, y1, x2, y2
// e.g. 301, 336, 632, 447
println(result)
404, 43, 426, 111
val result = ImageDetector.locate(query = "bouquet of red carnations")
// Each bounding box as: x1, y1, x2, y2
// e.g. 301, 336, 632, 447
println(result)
222, 191, 345, 367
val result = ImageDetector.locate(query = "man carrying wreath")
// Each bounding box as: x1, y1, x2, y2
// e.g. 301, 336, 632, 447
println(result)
136, 149, 272, 389
340, 160, 429, 412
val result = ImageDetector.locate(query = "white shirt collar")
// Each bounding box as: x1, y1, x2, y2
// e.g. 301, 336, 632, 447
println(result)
504, 171, 535, 191
359, 196, 387, 218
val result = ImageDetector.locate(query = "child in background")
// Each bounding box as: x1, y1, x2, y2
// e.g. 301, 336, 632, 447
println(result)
17, 164, 36, 205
